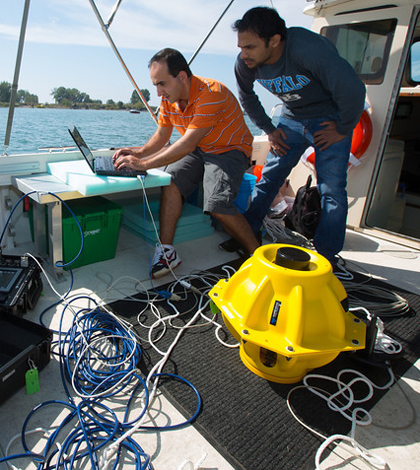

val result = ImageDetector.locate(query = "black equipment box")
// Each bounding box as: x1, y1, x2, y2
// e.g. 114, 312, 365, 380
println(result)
0, 253, 43, 315
0, 312, 53, 404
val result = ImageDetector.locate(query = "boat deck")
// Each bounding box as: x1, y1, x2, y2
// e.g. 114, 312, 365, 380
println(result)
0, 224, 419, 469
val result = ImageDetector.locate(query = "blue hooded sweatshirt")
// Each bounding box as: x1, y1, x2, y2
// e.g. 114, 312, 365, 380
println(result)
235, 27, 366, 136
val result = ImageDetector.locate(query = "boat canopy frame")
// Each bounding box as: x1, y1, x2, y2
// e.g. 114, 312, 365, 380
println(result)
2, 0, 31, 156
2, 0, 239, 155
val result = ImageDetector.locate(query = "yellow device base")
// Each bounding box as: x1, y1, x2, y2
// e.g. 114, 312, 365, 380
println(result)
209, 244, 366, 383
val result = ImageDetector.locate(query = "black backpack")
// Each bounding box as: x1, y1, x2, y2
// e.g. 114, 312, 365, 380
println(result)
284, 175, 321, 240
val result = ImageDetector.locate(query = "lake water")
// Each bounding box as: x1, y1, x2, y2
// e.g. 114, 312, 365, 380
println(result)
0, 107, 260, 154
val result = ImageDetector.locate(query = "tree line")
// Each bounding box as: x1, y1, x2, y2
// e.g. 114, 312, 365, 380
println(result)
0, 81, 38, 105
0, 81, 151, 110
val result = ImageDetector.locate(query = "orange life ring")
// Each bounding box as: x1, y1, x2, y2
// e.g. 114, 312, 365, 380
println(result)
252, 164, 264, 182
306, 110, 372, 166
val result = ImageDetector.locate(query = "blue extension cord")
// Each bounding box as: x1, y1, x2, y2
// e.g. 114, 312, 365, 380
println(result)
0, 189, 202, 469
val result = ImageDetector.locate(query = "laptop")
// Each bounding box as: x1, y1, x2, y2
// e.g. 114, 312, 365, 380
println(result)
68, 126, 146, 177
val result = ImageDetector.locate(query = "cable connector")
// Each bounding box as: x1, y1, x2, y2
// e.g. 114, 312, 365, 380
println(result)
179, 280, 192, 289
157, 290, 181, 301
179, 280, 202, 296
158, 290, 172, 299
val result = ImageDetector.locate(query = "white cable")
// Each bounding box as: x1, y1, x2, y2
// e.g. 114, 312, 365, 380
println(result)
288, 365, 394, 470
70, 334, 139, 399
315, 434, 387, 470
199, 309, 239, 348
341, 267, 410, 317
5, 428, 52, 470
332, 261, 354, 281
303, 374, 373, 424
374, 317, 403, 354
135, 297, 168, 342
98, 274, 152, 304
99, 265, 239, 468
177, 452, 208, 470
25, 252, 69, 304
147, 301, 185, 356
139, 175, 181, 283
174, 272, 239, 347
100, 297, 209, 469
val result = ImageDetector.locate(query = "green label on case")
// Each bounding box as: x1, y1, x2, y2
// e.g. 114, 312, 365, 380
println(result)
25, 368, 40, 395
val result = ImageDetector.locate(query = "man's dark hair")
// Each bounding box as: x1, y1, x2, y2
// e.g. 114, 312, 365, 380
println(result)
232, 7, 287, 45
148, 48, 192, 78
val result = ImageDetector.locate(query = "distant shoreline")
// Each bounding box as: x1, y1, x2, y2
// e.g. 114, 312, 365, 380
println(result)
0, 103, 157, 112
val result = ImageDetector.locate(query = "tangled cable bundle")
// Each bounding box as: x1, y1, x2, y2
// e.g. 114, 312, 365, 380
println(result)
0, 188, 219, 470
3, 300, 153, 469
40, 301, 152, 469
62, 304, 143, 399
20, 399, 151, 470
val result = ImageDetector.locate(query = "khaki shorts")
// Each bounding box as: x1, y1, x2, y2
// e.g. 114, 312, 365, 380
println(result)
165, 148, 250, 215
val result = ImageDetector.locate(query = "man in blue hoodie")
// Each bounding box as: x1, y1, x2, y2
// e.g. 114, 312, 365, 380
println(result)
221, 6, 366, 265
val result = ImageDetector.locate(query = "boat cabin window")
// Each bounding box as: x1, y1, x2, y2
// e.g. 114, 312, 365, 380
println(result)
364, 12, 420, 245
409, 40, 420, 83
321, 19, 397, 84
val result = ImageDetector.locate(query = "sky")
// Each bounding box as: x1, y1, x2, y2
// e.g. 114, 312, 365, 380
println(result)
0, 0, 313, 112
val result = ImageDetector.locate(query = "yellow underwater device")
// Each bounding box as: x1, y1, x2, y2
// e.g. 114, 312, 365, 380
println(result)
209, 244, 366, 384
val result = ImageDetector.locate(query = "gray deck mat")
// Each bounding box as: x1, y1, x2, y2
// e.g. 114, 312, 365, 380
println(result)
110, 261, 420, 470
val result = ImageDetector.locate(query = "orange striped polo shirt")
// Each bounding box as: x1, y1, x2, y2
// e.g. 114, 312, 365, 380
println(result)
158, 75, 253, 158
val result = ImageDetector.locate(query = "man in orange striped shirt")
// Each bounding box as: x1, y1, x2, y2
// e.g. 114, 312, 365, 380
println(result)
113, 48, 260, 278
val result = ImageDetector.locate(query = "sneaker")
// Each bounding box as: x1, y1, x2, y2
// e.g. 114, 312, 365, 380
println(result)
151, 244, 181, 279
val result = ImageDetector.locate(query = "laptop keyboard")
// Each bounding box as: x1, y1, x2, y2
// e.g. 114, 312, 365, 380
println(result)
96, 156, 116, 171
94, 154, 146, 176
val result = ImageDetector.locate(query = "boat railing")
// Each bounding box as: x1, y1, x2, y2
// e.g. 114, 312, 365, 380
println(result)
269, 103, 283, 120
255, 103, 283, 137
37, 146, 77, 154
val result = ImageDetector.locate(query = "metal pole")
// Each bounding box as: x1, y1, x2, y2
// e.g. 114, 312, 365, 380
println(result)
188, 0, 235, 65
106, 0, 124, 27
3, 0, 31, 155
88, 0, 158, 125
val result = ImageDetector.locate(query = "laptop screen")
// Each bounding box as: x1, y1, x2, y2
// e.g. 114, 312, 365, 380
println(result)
68, 126, 95, 170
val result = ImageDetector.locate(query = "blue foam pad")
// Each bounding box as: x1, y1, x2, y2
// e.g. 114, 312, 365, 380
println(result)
47, 160, 171, 196
123, 222, 214, 244
122, 196, 210, 231
120, 196, 214, 243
